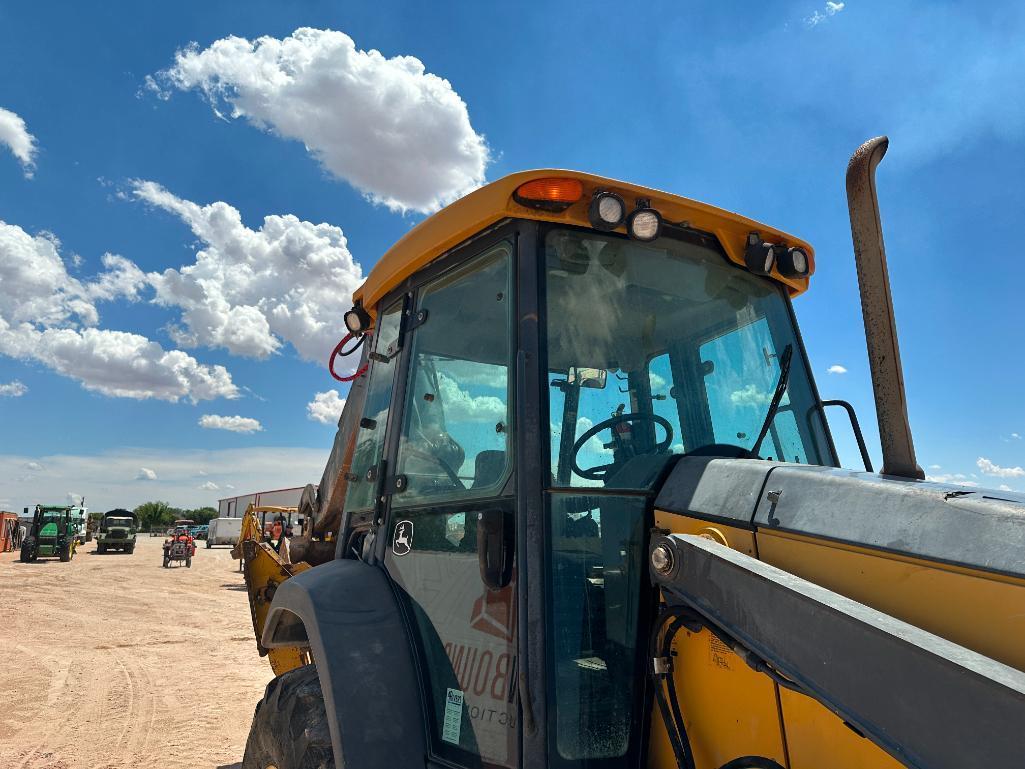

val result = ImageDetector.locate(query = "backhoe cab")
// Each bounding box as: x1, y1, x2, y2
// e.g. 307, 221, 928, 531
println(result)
241, 139, 1025, 769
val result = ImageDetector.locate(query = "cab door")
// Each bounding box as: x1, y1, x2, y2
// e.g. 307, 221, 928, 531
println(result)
382, 239, 519, 768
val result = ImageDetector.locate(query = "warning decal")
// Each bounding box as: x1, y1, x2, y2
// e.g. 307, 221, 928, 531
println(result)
442, 687, 464, 745
709, 634, 734, 671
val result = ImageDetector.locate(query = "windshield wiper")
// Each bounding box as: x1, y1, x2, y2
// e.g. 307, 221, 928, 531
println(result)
750, 344, 794, 459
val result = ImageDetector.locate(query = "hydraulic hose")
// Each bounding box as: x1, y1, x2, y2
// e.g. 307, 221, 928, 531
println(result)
328, 332, 368, 382
649, 608, 697, 769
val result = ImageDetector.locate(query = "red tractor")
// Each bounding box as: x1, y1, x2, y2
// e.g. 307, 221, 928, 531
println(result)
162, 524, 196, 568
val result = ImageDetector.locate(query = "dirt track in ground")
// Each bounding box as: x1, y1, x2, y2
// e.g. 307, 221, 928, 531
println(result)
0, 535, 273, 768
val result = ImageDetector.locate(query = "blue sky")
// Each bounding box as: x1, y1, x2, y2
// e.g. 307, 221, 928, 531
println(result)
1, 0, 1023, 510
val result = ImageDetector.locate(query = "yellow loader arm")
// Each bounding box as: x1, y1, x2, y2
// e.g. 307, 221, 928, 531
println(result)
232, 504, 311, 676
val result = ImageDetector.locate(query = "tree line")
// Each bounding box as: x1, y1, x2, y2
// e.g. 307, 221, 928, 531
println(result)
130, 502, 218, 531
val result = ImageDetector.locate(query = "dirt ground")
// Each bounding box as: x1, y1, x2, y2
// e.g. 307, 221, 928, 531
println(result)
0, 535, 273, 768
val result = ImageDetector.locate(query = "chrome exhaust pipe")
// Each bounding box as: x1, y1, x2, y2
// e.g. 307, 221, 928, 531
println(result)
846, 137, 924, 480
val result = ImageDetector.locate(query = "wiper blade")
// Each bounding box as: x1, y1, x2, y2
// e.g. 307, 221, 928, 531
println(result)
751, 344, 794, 459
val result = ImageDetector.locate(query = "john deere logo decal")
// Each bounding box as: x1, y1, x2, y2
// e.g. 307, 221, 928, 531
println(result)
392, 520, 413, 556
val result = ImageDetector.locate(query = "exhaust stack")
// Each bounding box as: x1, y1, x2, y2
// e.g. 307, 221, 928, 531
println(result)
846, 137, 924, 480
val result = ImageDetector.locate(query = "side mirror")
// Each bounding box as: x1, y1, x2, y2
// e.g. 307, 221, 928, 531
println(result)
476, 509, 514, 590
568, 367, 607, 390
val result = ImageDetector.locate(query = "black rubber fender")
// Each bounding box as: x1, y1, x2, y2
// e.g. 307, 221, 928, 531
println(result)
261, 559, 427, 769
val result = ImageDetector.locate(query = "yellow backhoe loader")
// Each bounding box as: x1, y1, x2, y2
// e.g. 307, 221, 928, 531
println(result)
233, 504, 317, 674
236, 137, 1025, 769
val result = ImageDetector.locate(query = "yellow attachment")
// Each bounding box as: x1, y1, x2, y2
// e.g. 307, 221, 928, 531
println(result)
353, 169, 814, 317
233, 504, 311, 676
651, 506, 1025, 768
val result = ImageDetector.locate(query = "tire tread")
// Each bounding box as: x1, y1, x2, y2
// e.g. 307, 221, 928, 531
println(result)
242, 664, 333, 769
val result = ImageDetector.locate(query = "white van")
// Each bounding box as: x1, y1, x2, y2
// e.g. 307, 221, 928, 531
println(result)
206, 517, 243, 548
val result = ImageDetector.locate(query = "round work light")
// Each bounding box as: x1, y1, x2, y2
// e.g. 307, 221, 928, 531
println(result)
627, 207, 662, 242
588, 191, 626, 230
744, 233, 776, 276
343, 305, 372, 335
777, 247, 810, 278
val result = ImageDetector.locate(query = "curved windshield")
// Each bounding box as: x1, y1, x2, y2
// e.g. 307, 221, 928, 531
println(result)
546, 228, 834, 490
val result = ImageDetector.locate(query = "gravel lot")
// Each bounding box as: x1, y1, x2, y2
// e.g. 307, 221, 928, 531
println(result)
0, 534, 272, 768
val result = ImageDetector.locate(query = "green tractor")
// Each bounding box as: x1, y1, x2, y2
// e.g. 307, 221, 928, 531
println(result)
20, 504, 79, 562
95, 509, 138, 554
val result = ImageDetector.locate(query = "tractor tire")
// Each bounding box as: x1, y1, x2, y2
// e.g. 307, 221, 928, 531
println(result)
242, 664, 333, 769
126, 543, 135, 554
19, 544, 31, 562
206, 540, 212, 549
162, 556, 169, 568
60, 543, 73, 562
97, 543, 106, 554
186, 556, 192, 568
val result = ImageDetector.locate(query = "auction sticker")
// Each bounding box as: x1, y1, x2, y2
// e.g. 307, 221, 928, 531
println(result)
442, 687, 464, 745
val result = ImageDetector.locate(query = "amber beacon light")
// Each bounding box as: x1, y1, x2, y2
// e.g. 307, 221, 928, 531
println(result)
513, 178, 584, 212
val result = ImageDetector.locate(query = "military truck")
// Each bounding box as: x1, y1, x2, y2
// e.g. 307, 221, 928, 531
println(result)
95, 509, 138, 554
19, 504, 78, 562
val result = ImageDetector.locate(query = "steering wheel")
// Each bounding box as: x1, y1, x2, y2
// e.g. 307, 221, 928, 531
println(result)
571, 412, 674, 481
402, 445, 466, 491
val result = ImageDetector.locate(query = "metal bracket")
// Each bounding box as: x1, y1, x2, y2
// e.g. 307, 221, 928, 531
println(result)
407, 308, 429, 331
652, 656, 673, 676
385, 474, 408, 494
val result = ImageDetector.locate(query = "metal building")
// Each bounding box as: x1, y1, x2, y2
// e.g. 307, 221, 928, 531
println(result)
216, 486, 312, 518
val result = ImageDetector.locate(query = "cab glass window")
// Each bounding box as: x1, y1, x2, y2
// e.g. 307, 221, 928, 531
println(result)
547, 493, 647, 763
546, 228, 833, 490
342, 302, 404, 512
395, 243, 514, 506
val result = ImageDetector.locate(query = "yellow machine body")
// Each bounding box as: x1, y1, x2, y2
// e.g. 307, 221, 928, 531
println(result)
247, 163, 1023, 769
345, 171, 1022, 768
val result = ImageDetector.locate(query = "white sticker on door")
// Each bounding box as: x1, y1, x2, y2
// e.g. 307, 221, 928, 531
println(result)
392, 519, 413, 556
442, 687, 464, 745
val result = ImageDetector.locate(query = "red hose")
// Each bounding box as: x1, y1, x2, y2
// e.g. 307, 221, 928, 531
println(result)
328, 333, 369, 382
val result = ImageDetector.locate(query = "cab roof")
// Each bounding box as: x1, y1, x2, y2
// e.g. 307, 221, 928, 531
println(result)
353, 169, 814, 314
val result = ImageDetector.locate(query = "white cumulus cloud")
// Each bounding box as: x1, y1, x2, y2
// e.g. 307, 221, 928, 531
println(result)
827, 364, 848, 374
438, 374, 506, 423
155, 27, 489, 213
0, 219, 237, 402
199, 414, 263, 433
136, 467, 157, 480
925, 471, 980, 487
199, 480, 220, 491
976, 456, 1025, 478
806, 1, 845, 27
132, 181, 363, 364
0, 447, 325, 511
0, 107, 38, 177
0, 380, 27, 397
730, 384, 772, 408
307, 389, 346, 425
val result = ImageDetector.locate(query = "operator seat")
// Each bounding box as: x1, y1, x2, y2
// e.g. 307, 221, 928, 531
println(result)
471, 450, 506, 489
